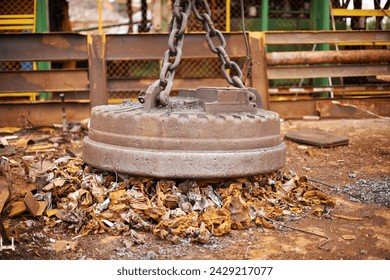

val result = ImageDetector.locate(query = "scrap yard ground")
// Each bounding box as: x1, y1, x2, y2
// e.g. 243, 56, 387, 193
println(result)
0, 118, 389, 260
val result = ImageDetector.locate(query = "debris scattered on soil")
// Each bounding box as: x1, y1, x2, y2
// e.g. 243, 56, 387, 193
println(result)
0, 124, 338, 245
331, 178, 390, 207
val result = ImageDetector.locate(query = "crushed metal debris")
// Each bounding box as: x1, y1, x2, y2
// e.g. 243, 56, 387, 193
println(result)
0, 125, 337, 244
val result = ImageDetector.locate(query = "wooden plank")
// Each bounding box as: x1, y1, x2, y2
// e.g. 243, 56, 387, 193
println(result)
0, 70, 89, 93
267, 64, 390, 80
88, 35, 108, 107
24, 191, 40, 217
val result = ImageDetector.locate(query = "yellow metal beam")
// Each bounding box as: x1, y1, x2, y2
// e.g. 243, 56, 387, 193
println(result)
332, 8, 390, 17
225, 0, 230, 32
0, 19, 35, 25
0, 15, 35, 19
0, 26, 35, 30
0, 93, 37, 102
98, 0, 103, 34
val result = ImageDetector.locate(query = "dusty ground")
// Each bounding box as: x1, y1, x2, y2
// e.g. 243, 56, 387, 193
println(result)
0, 118, 389, 260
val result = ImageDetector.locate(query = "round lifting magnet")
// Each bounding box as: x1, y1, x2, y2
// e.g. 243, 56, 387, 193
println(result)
83, 87, 286, 178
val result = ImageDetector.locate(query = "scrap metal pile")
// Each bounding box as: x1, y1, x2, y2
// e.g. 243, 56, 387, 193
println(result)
0, 0, 335, 243
1, 126, 335, 244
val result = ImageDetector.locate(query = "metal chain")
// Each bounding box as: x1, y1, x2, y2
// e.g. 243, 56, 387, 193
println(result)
191, 0, 245, 88
140, 0, 244, 107
157, 0, 191, 105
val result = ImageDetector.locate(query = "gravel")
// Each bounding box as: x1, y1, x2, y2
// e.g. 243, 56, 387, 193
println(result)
332, 177, 390, 207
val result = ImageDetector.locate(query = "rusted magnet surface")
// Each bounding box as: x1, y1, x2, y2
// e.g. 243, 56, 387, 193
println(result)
83, 87, 286, 178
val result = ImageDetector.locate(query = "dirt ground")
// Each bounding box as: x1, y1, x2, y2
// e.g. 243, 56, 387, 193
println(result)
0, 118, 389, 260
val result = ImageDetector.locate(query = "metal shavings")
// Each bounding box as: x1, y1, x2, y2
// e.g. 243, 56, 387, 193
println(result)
331, 178, 390, 207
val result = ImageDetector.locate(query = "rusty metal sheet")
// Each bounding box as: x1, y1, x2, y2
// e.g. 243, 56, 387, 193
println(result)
0, 101, 91, 127
0, 70, 89, 93
0, 187, 10, 214
108, 78, 230, 92
24, 191, 40, 217
284, 130, 349, 148
0, 33, 87, 62
269, 100, 317, 119
377, 75, 390, 81
249, 33, 269, 109
265, 30, 390, 45
269, 85, 390, 95
267, 64, 390, 80
317, 99, 390, 118
88, 35, 108, 108
0, 99, 388, 127
105, 33, 247, 60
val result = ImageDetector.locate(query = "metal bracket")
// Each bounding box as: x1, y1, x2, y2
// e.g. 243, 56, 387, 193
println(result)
178, 87, 262, 113
138, 80, 162, 111
0, 237, 15, 251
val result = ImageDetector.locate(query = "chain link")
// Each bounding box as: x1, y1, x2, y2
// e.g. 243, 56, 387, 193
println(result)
140, 0, 245, 107
156, 0, 191, 105
191, 0, 244, 88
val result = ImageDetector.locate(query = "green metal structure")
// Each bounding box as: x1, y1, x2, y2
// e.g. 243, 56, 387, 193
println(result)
36, 0, 51, 99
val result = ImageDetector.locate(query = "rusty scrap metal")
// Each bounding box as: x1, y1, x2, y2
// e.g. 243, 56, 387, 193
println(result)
5, 150, 336, 242
1, 128, 334, 244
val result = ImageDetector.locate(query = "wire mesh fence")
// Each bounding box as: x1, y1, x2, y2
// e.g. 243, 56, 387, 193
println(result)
0, 0, 34, 16
0, 0, 36, 101
0, 0, 35, 75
